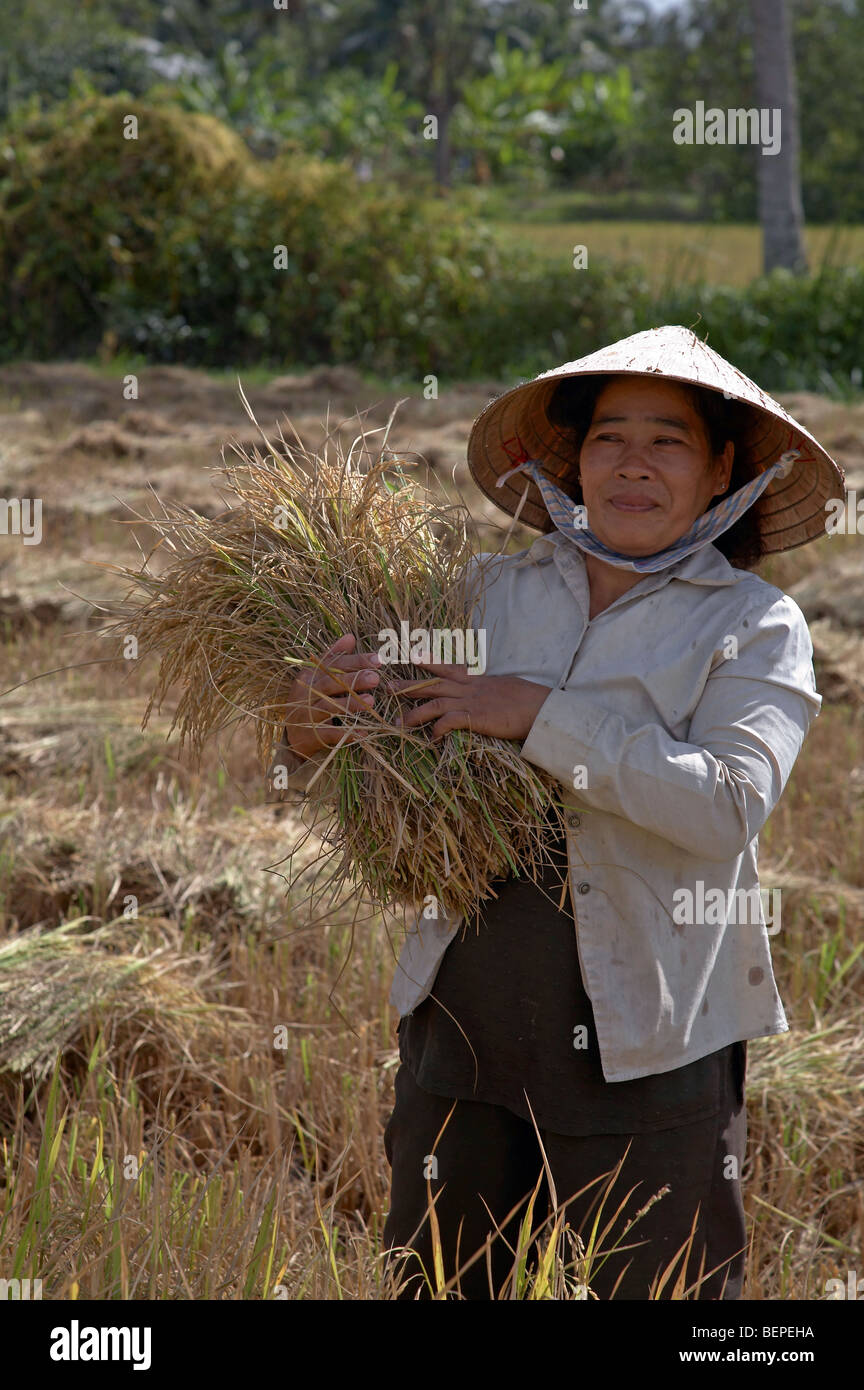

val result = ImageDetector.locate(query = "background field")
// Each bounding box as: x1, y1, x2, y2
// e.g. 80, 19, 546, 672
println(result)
496, 219, 864, 288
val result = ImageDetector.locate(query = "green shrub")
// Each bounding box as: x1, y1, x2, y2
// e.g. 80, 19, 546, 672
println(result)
0, 95, 495, 372
0, 96, 254, 358
653, 267, 864, 396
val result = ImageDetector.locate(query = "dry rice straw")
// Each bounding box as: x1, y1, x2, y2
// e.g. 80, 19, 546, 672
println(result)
100, 398, 565, 921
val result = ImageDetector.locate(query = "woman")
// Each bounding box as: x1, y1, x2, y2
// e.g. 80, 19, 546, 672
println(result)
268, 326, 845, 1300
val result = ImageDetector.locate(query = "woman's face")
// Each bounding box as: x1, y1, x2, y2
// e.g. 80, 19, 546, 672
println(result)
576, 377, 734, 557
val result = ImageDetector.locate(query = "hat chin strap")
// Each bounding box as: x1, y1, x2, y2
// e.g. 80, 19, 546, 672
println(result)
495, 451, 799, 574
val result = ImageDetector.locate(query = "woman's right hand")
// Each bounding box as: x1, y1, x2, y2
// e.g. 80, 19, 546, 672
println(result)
280, 633, 382, 760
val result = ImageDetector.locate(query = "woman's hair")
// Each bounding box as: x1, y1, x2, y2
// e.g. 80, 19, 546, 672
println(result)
544, 373, 765, 570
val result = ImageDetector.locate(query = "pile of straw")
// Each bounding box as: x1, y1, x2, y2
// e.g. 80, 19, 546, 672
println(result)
0, 917, 227, 1078
103, 400, 564, 920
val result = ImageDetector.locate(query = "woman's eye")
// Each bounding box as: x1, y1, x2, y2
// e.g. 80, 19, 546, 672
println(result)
591, 433, 684, 445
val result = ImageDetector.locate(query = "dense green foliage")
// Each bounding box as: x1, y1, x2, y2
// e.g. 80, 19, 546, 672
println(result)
0, 4, 862, 388
1, 96, 862, 389
0, 97, 649, 376
2, 0, 863, 221
653, 267, 864, 395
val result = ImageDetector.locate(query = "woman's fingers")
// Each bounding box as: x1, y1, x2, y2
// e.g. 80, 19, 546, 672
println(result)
392, 676, 472, 700
310, 646, 381, 695
430, 710, 473, 738
280, 637, 383, 758
413, 659, 471, 682
322, 632, 356, 656
300, 686, 377, 720
306, 680, 382, 745
399, 698, 449, 728
308, 666, 380, 699
319, 634, 382, 670
399, 703, 474, 738
318, 652, 381, 675
320, 634, 380, 666
288, 650, 380, 704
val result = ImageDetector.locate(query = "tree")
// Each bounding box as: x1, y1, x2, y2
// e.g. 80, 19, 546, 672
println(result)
386, 0, 490, 188
750, 0, 807, 272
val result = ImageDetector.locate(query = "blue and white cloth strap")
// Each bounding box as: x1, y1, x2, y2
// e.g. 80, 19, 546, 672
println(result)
496, 451, 799, 573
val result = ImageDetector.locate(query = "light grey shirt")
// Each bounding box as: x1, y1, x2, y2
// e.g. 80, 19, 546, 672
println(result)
267, 533, 821, 1082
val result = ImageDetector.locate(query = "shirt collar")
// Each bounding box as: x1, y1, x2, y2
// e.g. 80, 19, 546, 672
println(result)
522, 531, 743, 588
513, 531, 744, 623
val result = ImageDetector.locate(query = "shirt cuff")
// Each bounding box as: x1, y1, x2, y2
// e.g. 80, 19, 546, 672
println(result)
520, 687, 609, 789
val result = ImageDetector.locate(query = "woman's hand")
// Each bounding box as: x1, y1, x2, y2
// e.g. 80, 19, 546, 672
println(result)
391, 660, 551, 741
280, 633, 381, 760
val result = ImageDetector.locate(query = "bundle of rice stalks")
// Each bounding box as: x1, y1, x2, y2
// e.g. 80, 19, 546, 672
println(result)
100, 399, 565, 920
0, 917, 229, 1078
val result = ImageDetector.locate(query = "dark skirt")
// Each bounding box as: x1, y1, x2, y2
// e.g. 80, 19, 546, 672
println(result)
382, 1061, 748, 1299
387, 832, 749, 1299
398, 830, 745, 1135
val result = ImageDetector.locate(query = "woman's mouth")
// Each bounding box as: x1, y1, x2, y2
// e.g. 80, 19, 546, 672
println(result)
608, 497, 658, 513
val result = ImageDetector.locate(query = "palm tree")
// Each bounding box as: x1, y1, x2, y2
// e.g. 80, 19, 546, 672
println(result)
398, 0, 489, 189
751, 0, 807, 272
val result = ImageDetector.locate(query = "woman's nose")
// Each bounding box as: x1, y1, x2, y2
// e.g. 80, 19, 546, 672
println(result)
616, 451, 653, 474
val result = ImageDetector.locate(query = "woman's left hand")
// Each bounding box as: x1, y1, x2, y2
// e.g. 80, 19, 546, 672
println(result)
389, 661, 552, 741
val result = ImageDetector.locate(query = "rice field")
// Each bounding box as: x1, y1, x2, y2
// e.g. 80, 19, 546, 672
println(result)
495, 221, 864, 289
0, 360, 862, 1299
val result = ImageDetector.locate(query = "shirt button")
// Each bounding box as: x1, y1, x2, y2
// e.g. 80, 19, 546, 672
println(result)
567, 813, 582, 829
576, 881, 590, 894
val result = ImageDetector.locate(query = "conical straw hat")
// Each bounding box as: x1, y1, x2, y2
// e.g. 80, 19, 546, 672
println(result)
467, 325, 846, 552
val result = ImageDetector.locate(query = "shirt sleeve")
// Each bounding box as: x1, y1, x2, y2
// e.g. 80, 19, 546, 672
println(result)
519, 592, 821, 862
